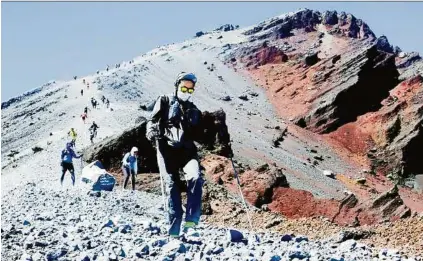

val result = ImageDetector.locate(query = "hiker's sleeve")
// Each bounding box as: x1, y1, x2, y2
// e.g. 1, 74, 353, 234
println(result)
71, 149, 81, 159
122, 153, 129, 166
146, 96, 166, 140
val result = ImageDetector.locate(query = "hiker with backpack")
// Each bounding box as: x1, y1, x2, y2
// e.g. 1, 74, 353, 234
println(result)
60, 142, 83, 186
89, 121, 99, 143
146, 72, 205, 238
68, 128, 77, 147
121, 147, 139, 190
106, 99, 110, 109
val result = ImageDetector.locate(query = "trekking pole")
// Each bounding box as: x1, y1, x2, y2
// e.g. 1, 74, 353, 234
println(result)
155, 139, 167, 212
230, 157, 254, 231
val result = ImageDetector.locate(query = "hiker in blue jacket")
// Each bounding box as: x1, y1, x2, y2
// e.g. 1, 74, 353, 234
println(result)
60, 142, 82, 186
121, 147, 139, 190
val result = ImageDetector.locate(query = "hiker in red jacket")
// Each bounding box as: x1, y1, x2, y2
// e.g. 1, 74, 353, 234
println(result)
81, 113, 87, 124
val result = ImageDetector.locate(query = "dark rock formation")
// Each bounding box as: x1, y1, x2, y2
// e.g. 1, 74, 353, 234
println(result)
214, 24, 237, 32
376, 36, 394, 53
243, 9, 375, 40
195, 31, 205, 37
305, 45, 399, 133
82, 110, 233, 172
304, 52, 320, 66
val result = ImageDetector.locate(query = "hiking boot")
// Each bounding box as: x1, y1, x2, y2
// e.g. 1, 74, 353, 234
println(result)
182, 221, 200, 237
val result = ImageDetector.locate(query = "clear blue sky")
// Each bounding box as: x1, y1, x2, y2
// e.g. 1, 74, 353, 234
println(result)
2, 2, 422, 101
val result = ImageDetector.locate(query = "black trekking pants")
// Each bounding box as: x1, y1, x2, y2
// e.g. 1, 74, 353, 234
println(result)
122, 166, 136, 190
61, 162, 75, 186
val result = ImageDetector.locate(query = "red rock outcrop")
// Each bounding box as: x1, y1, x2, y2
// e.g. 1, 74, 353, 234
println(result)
227, 8, 421, 180
201, 154, 411, 226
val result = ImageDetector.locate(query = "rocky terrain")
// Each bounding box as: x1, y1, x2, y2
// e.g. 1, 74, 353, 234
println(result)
2, 8, 423, 261
3, 180, 422, 261
224, 8, 423, 222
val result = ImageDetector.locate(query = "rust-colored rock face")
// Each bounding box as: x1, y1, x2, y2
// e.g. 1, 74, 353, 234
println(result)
227, 8, 421, 180
329, 75, 423, 176
201, 154, 412, 226
222, 8, 422, 223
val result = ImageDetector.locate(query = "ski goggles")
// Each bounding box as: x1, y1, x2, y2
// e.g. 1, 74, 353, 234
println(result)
180, 87, 195, 94
179, 80, 195, 93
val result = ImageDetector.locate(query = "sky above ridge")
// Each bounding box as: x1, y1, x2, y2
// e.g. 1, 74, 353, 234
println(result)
2, 2, 423, 101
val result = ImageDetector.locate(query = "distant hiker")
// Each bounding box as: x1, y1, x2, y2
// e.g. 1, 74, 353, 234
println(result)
121, 147, 139, 190
106, 66, 109, 72
101, 95, 106, 104
81, 89, 84, 96
74, 76, 77, 80
87, 82, 90, 90
84, 106, 90, 115
81, 113, 87, 124
68, 128, 77, 147
106, 99, 110, 109
96, 70, 100, 75
146, 72, 205, 237
91, 98, 96, 109
60, 142, 82, 186
83, 79, 86, 84
89, 121, 99, 143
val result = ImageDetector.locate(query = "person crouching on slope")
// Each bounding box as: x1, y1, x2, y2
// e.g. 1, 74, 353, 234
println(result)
121, 147, 139, 190
60, 142, 83, 186
146, 72, 204, 238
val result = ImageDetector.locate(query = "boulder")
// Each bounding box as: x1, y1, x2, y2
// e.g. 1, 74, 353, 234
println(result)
202, 155, 289, 207
83, 110, 233, 171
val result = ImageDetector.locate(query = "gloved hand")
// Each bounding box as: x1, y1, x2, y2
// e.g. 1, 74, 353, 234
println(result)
146, 122, 161, 142
146, 128, 160, 141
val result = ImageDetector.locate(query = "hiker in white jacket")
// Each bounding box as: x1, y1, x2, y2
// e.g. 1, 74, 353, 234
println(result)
122, 147, 139, 190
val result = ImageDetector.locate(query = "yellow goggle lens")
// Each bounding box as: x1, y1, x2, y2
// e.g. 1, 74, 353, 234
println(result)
180, 86, 195, 94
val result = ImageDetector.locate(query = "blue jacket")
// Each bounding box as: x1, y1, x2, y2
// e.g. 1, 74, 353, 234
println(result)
61, 147, 81, 163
